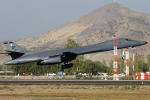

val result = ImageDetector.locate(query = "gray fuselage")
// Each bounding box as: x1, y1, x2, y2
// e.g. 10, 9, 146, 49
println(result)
5, 38, 147, 65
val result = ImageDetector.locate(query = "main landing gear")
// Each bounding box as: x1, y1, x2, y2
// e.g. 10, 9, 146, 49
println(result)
61, 63, 73, 71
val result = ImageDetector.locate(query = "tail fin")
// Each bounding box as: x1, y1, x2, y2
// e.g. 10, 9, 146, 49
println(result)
3, 41, 27, 60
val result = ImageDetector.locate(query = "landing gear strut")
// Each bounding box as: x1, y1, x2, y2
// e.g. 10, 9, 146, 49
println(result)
61, 63, 73, 71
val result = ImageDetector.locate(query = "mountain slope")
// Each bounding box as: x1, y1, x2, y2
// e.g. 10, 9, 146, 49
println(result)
1, 3, 150, 64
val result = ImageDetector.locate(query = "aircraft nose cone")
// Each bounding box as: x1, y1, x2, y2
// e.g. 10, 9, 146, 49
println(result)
143, 41, 148, 45
140, 41, 148, 45
131, 40, 148, 47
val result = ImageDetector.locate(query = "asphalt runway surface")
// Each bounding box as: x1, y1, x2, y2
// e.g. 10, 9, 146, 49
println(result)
0, 80, 150, 85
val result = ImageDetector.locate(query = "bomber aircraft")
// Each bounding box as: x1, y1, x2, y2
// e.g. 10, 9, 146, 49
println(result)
0, 38, 147, 69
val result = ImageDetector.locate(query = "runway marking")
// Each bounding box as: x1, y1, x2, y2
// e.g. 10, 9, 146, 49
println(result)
0, 80, 150, 85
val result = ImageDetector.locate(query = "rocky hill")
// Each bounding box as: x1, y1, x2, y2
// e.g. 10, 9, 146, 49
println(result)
0, 3, 150, 64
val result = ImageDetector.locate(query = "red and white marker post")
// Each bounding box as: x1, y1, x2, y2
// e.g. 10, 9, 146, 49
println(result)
113, 39, 119, 80
125, 48, 130, 79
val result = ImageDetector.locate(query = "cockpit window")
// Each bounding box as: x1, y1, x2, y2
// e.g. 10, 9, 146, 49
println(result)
125, 39, 132, 41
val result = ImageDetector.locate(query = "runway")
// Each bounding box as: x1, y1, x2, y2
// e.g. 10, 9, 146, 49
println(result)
0, 80, 150, 85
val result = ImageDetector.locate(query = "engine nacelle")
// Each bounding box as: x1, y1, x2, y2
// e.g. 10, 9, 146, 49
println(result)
37, 56, 61, 65
37, 52, 77, 65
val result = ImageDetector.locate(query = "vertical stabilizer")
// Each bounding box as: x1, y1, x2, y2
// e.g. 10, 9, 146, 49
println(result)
3, 41, 27, 60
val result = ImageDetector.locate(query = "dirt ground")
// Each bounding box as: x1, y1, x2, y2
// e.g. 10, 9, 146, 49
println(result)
0, 85, 150, 100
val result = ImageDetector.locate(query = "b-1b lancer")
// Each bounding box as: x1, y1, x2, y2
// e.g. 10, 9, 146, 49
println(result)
1, 38, 147, 69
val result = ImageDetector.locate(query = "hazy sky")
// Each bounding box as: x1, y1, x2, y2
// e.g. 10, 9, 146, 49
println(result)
0, 0, 150, 42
